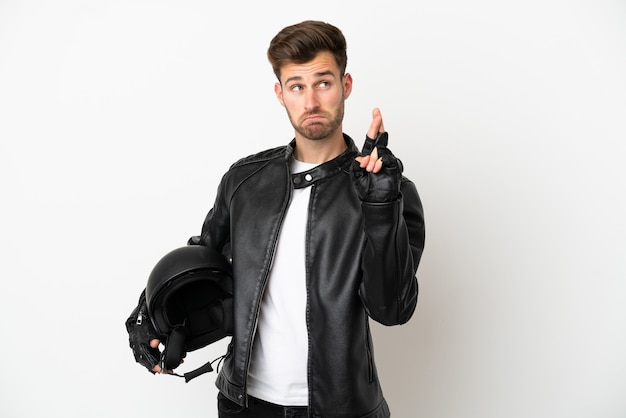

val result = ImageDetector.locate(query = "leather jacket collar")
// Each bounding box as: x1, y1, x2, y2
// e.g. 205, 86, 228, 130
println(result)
286, 134, 359, 189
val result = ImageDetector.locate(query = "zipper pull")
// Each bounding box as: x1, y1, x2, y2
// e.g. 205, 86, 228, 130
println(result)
136, 311, 143, 325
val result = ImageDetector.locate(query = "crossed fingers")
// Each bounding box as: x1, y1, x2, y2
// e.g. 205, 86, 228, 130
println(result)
355, 107, 385, 173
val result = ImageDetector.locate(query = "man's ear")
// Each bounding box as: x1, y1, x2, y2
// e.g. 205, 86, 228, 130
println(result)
274, 82, 285, 106
343, 73, 353, 100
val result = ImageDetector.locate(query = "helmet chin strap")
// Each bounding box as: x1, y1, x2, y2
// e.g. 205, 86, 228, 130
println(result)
160, 354, 221, 383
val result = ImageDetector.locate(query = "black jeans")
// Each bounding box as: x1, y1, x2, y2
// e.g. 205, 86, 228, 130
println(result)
218, 392, 309, 418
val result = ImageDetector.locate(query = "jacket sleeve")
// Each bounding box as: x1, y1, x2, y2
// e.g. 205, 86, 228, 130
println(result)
358, 177, 425, 325
188, 171, 232, 258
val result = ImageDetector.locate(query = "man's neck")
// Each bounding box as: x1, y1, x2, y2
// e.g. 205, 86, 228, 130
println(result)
292, 132, 347, 164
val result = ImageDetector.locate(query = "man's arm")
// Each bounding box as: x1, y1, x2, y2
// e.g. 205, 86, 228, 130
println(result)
352, 108, 425, 325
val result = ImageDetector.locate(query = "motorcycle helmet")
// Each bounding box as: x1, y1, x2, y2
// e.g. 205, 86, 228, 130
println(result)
145, 245, 233, 375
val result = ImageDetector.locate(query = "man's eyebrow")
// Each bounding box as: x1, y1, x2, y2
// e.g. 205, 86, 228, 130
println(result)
284, 75, 303, 84
314, 70, 336, 79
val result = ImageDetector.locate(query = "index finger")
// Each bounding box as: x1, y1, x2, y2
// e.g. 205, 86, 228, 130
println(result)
367, 107, 385, 138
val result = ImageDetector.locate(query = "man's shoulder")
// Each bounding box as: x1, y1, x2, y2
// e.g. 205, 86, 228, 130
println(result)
217, 145, 290, 193
229, 144, 289, 170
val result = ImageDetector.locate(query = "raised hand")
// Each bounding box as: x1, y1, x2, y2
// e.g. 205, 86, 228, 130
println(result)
351, 108, 403, 203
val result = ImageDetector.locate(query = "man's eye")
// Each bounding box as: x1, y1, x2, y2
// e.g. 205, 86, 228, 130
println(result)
319, 81, 330, 88
291, 85, 303, 92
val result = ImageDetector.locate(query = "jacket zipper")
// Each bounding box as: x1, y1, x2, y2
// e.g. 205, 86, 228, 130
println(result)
305, 183, 315, 412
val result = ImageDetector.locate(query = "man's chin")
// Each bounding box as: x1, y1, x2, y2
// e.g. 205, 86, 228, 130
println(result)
304, 133, 330, 141
298, 126, 330, 141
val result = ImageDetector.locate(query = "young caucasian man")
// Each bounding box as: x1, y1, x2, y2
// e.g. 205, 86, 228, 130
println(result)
132, 20, 425, 418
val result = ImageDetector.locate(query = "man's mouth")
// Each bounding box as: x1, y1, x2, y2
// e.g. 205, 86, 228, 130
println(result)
304, 114, 324, 123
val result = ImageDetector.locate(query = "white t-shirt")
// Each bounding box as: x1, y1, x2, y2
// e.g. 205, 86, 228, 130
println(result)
246, 157, 317, 406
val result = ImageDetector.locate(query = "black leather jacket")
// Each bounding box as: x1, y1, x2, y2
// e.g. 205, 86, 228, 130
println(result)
194, 135, 425, 418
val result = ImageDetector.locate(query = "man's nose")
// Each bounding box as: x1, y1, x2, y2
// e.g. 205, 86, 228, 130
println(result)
303, 90, 320, 111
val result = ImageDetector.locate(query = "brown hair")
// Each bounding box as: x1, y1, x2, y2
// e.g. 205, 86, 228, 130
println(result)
267, 20, 348, 81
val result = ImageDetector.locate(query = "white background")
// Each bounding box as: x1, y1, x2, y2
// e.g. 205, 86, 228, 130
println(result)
1, 1, 625, 417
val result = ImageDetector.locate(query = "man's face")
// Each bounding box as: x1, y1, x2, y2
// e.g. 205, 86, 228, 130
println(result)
275, 51, 352, 141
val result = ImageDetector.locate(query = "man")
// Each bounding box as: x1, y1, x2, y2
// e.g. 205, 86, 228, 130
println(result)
135, 20, 425, 417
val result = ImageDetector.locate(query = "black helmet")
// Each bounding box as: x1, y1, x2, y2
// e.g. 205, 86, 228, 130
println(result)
145, 245, 233, 376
